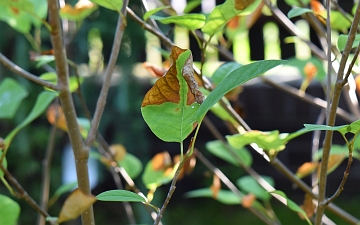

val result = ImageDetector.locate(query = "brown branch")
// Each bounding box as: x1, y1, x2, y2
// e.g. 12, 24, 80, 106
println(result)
85, 0, 129, 147
0, 163, 54, 224
0, 52, 60, 90
47, 0, 95, 224
315, 3, 360, 224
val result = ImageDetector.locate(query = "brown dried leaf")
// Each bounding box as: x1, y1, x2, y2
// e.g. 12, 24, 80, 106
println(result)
296, 162, 318, 178
303, 62, 317, 82
47, 104, 68, 132
299, 193, 316, 219
58, 189, 96, 224
234, 0, 255, 10
310, 0, 325, 14
242, 193, 256, 208
141, 46, 198, 107
355, 74, 360, 96
173, 153, 197, 180
109, 144, 127, 162
151, 152, 172, 171
210, 174, 221, 199
60, 0, 97, 20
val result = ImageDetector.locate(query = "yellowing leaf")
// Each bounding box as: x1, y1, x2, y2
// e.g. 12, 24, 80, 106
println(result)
296, 162, 318, 178
234, 0, 256, 10
58, 188, 96, 223
300, 193, 316, 219
109, 144, 127, 162
241, 193, 256, 208
210, 174, 221, 199
151, 151, 172, 171
47, 104, 68, 132
60, 0, 98, 21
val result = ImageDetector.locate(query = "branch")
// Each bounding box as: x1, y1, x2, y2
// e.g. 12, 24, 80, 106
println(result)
315, 3, 360, 224
47, 0, 95, 224
85, 0, 129, 147
0, 52, 60, 90
0, 163, 54, 224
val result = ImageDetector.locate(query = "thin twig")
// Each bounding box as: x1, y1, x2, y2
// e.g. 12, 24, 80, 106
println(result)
0, 52, 60, 90
0, 163, 54, 224
47, 0, 95, 224
85, 0, 129, 147
195, 150, 279, 225
37, 124, 58, 225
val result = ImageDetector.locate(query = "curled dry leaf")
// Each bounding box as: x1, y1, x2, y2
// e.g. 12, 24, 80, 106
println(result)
234, 0, 255, 10
60, 0, 97, 21
143, 62, 168, 78
242, 193, 256, 208
58, 188, 96, 224
47, 104, 68, 132
296, 162, 318, 179
299, 193, 316, 219
151, 151, 172, 171
210, 174, 221, 199
109, 144, 127, 162
355, 74, 360, 96
310, 0, 325, 14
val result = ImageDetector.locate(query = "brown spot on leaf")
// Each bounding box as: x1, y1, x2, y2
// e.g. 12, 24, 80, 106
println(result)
234, 0, 255, 10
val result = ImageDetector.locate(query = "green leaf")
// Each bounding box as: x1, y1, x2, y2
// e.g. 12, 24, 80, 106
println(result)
330, 11, 351, 32
284, 0, 310, 7
0, 194, 20, 225
186, 188, 242, 205
143, 6, 170, 22
142, 160, 177, 189
60, 3, 98, 21
205, 140, 252, 167
201, 0, 261, 36
313, 145, 349, 161
40, 72, 83, 93
151, 14, 206, 30
286, 57, 326, 82
28, 0, 47, 27
0, 5, 32, 33
211, 62, 242, 85
48, 181, 77, 206
287, 8, 313, 19
141, 48, 200, 143
337, 34, 360, 51
197, 60, 286, 120
35, 55, 55, 67
0, 78, 29, 119
90, 0, 122, 12
271, 190, 312, 225
184, 0, 202, 14
96, 190, 146, 202
0, 151, 7, 179
236, 175, 274, 201
5, 91, 57, 146
118, 153, 143, 179
304, 119, 360, 136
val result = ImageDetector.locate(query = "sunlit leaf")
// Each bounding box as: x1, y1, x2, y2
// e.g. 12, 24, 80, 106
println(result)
141, 46, 201, 143
0, 78, 28, 119
143, 6, 170, 22
152, 14, 206, 30
184, 0, 202, 14
60, 1, 98, 21
330, 11, 351, 32
186, 188, 242, 205
284, 0, 310, 7
287, 8, 313, 19
96, 190, 145, 202
197, 60, 285, 120
236, 175, 274, 201
296, 162, 318, 179
0, 194, 20, 225
337, 34, 360, 51
205, 140, 252, 167
40, 72, 83, 93
58, 189, 96, 223
5, 91, 57, 147
90, 0, 122, 12
201, 0, 261, 36
271, 190, 311, 225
